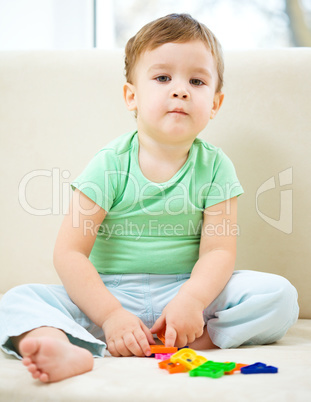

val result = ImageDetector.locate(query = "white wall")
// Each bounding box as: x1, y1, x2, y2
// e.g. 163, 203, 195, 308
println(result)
0, 0, 94, 50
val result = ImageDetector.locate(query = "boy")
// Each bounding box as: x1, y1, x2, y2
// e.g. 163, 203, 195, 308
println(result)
0, 13, 298, 383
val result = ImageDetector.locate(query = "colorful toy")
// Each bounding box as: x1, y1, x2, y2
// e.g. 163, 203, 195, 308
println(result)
152, 346, 278, 378
241, 362, 278, 374
170, 348, 207, 370
150, 345, 178, 354
225, 363, 248, 375
189, 362, 224, 378
189, 361, 236, 378
156, 327, 166, 344
158, 358, 188, 374
155, 353, 174, 360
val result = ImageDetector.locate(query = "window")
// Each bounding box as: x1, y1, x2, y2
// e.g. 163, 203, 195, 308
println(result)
0, 0, 310, 51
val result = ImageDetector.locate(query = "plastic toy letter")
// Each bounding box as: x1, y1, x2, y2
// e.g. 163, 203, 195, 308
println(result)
241, 362, 278, 374
156, 327, 166, 344
189, 361, 236, 378
170, 348, 207, 370
150, 345, 178, 354
158, 359, 188, 374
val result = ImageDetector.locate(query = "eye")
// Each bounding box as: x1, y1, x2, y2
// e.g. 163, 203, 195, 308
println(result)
190, 78, 204, 86
156, 75, 170, 83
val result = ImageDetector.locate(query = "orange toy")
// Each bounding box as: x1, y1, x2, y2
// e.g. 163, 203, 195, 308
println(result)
158, 358, 188, 374
225, 363, 248, 375
156, 327, 166, 344
150, 345, 178, 354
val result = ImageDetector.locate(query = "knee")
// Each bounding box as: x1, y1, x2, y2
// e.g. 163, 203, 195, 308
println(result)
1, 284, 42, 307
236, 271, 299, 322
262, 275, 299, 341
270, 275, 298, 317
207, 272, 299, 348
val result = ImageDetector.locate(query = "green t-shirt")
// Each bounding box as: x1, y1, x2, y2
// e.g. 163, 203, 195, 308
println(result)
72, 130, 243, 275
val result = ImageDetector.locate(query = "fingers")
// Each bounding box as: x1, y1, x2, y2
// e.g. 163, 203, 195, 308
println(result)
123, 332, 146, 356
134, 328, 152, 355
107, 324, 204, 355
107, 340, 121, 357
150, 315, 165, 334
108, 336, 141, 357
196, 326, 204, 339
141, 323, 156, 346
165, 326, 204, 348
186, 334, 196, 345
107, 328, 152, 357
164, 326, 177, 347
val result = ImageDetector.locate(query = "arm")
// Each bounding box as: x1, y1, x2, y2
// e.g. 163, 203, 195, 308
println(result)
179, 196, 237, 307
53, 189, 154, 356
151, 197, 238, 347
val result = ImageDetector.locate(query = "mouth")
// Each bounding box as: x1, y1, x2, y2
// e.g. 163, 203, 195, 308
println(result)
168, 109, 188, 116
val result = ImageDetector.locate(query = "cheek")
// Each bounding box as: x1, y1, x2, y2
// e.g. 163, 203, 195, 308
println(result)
194, 99, 214, 128
197, 95, 214, 116
142, 96, 163, 116
137, 99, 161, 124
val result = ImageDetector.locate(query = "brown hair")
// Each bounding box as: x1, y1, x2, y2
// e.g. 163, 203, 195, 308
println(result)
125, 13, 224, 92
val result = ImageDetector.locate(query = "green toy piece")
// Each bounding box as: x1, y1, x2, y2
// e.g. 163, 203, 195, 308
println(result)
189, 361, 236, 379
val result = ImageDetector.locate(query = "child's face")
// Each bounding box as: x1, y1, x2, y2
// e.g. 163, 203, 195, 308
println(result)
124, 40, 224, 146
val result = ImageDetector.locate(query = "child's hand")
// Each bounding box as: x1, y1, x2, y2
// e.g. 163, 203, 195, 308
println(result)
150, 293, 205, 348
102, 307, 155, 357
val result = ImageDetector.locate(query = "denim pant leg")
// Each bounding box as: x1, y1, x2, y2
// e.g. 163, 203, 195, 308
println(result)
0, 284, 106, 359
204, 270, 299, 348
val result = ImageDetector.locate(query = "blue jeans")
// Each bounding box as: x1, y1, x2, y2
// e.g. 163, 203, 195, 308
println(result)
0, 270, 299, 359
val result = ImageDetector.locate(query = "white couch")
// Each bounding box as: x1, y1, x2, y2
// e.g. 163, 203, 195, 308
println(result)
0, 48, 311, 401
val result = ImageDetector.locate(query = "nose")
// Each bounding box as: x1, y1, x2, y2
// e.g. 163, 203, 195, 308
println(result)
171, 85, 190, 100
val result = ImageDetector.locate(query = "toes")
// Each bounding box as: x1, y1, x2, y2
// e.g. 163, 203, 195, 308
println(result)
22, 357, 32, 367
26, 362, 49, 382
32, 370, 42, 379
20, 338, 40, 358
39, 373, 49, 383
27, 363, 37, 374
27, 364, 42, 379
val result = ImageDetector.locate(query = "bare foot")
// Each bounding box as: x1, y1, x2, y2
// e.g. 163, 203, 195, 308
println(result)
20, 337, 94, 383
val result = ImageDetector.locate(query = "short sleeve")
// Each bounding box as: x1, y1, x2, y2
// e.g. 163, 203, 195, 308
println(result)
71, 150, 119, 212
203, 150, 244, 209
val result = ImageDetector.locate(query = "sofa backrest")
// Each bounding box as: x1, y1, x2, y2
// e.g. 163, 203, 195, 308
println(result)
0, 49, 310, 318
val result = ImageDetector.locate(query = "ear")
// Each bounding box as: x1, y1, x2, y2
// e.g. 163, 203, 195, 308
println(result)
123, 82, 137, 111
210, 92, 224, 119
